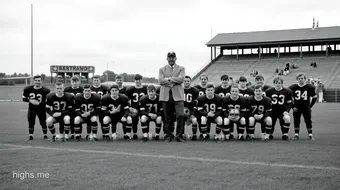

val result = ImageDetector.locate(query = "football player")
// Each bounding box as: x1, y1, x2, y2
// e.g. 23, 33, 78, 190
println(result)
91, 75, 109, 139
115, 74, 127, 94
45, 82, 73, 141
126, 74, 148, 139
215, 74, 231, 97
74, 85, 101, 141
289, 73, 317, 140
194, 75, 209, 96
183, 76, 199, 140
22, 75, 51, 140
196, 84, 223, 142
266, 77, 293, 140
238, 76, 254, 97
139, 85, 163, 142
253, 75, 272, 92
222, 85, 248, 141
64, 75, 83, 139
101, 84, 133, 140
248, 85, 273, 141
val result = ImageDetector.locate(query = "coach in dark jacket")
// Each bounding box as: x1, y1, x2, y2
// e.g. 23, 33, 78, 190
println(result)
158, 52, 185, 142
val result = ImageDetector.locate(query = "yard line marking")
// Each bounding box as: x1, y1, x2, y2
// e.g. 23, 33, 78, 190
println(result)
1, 143, 340, 171
0, 147, 30, 151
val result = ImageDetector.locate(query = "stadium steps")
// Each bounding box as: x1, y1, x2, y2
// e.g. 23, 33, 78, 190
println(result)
326, 61, 340, 88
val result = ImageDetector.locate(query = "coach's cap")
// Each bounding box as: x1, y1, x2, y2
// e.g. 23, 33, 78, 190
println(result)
239, 76, 247, 82
167, 51, 176, 58
134, 74, 143, 80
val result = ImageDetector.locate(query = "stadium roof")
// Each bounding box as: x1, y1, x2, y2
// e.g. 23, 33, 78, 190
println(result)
206, 26, 340, 47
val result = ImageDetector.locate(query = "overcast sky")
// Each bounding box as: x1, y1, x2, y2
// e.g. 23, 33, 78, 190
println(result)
1, 0, 339, 78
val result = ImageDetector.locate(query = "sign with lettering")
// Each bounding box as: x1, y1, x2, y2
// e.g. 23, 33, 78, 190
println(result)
50, 65, 95, 73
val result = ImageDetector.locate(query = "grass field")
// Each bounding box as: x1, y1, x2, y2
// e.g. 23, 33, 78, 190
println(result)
0, 102, 339, 190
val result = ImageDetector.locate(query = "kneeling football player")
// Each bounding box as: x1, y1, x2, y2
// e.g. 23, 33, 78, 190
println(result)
265, 77, 293, 140
196, 84, 223, 142
45, 82, 74, 141
248, 85, 273, 141
101, 85, 133, 141
222, 85, 248, 141
74, 85, 101, 141
139, 85, 163, 142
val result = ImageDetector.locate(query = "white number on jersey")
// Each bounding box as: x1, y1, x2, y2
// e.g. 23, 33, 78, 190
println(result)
146, 103, 158, 113
295, 90, 308, 100
199, 91, 204, 96
228, 104, 240, 110
204, 103, 216, 113
132, 93, 145, 103
271, 94, 285, 105
251, 105, 264, 114
81, 104, 94, 112
185, 94, 193, 103
53, 101, 66, 111
29, 93, 42, 103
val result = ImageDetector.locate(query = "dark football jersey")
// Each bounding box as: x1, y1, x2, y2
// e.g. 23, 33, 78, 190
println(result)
215, 85, 231, 97
139, 95, 162, 115
252, 84, 271, 95
101, 94, 130, 116
288, 84, 316, 108
91, 85, 108, 97
194, 85, 207, 96
247, 96, 272, 116
22, 85, 50, 109
119, 86, 127, 95
184, 87, 199, 111
222, 96, 248, 117
46, 93, 73, 114
64, 86, 83, 96
196, 94, 223, 115
265, 87, 293, 112
126, 86, 147, 108
238, 87, 254, 97
74, 93, 101, 115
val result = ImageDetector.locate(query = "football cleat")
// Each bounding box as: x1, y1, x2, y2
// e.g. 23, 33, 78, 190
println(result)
85, 134, 90, 140
199, 134, 204, 140
224, 135, 230, 141
229, 134, 234, 140
164, 136, 171, 143
111, 133, 118, 141
309, 135, 315, 140
124, 135, 131, 141
64, 134, 69, 141
27, 135, 34, 141
153, 135, 160, 140
292, 134, 299, 140
56, 134, 63, 140
269, 134, 274, 140
133, 134, 138, 140
203, 135, 209, 142
264, 134, 269, 142
237, 134, 244, 141
250, 134, 256, 141
282, 135, 289, 141
142, 136, 148, 142
92, 134, 98, 141
70, 135, 75, 140
52, 135, 56, 142
191, 135, 197, 141
260, 133, 265, 140
43, 135, 48, 140
75, 135, 81, 141
245, 135, 251, 140
176, 137, 186, 143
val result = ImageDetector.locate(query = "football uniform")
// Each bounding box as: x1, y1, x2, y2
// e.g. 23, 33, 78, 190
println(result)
184, 87, 199, 116
194, 85, 207, 97
91, 85, 108, 97
64, 86, 83, 96
222, 96, 248, 138
247, 96, 272, 137
101, 94, 130, 125
265, 87, 293, 134
238, 87, 254, 97
196, 94, 223, 137
46, 93, 74, 121
288, 83, 317, 135
126, 85, 148, 135
139, 95, 163, 137
118, 86, 127, 95
215, 85, 231, 97
22, 85, 51, 136
252, 84, 271, 96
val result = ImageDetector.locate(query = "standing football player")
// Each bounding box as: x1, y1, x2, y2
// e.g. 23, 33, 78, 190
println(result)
64, 76, 83, 139
194, 75, 209, 96
289, 73, 317, 140
222, 85, 248, 141
22, 75, 51, 140
115, 75, 127, 94
266, 77, 293, 140
183, 76, 199, 140
196, 84, 223, 142
73, 85, 101, 141
139, 85, 163, 142
45, 82, 74, 141
126, 74, 148, 139
101, 85, 132, 140
215, 75, 231, 97
248, 85, 273, 141
238, 76, 254, 97
253, 75, 272, 92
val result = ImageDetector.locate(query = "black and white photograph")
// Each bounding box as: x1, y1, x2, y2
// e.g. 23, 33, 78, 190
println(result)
0, 0, 339, 189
